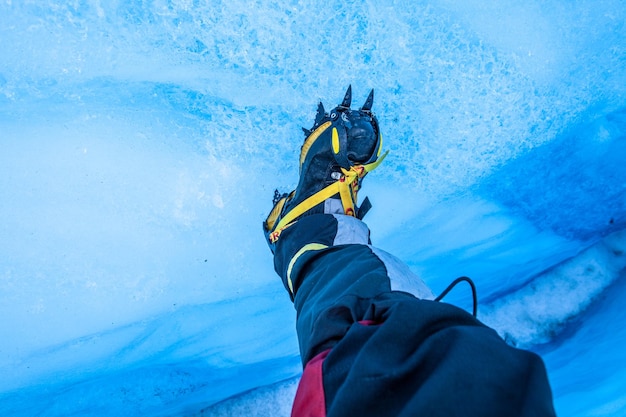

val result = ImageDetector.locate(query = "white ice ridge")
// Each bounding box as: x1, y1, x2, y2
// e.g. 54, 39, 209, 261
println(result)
481, 229, 626, 347
195, 377, 298, 417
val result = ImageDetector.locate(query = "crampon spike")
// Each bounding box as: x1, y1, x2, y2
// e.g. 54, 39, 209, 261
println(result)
314, 102, 326, 127
339, 85, 352, 109
361, 89, 374, 112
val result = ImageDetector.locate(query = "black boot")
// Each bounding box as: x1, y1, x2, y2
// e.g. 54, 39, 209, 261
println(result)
263, 85, 387, 253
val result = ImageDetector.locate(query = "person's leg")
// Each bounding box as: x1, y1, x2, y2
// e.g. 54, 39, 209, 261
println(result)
263, 87, 556, 416
273, 213, 555, 417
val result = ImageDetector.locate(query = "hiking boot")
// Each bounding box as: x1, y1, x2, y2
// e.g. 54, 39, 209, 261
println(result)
263, 86, 388, 252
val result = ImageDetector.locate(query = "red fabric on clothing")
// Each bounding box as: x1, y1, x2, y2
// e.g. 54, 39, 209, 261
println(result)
291, 349, 330, 417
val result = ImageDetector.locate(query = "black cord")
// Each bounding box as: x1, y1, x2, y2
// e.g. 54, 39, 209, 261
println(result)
434, 276, 478, 317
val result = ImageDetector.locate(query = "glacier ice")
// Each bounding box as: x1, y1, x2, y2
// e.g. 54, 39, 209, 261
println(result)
1, 1, 625, 416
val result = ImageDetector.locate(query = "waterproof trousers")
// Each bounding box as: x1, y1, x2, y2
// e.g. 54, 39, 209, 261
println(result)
273, 214, 556, 417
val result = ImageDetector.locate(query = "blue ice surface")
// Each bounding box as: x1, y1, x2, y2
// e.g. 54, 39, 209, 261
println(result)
1, 1, 625, 416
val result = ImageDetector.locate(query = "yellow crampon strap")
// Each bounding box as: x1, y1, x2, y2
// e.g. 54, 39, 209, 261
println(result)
269, 150, 388, 243
264, 191, 291, 233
